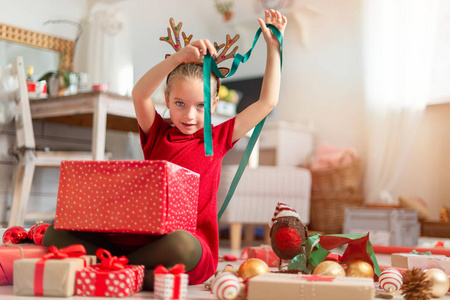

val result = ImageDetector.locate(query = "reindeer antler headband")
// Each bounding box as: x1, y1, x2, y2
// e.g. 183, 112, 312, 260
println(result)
160, 17, 240, 76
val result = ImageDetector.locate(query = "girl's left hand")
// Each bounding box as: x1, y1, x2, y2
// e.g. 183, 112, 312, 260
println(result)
258, 9, 287, 47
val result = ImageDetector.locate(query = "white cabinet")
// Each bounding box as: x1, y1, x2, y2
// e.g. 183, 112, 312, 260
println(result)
258, 120, 314, 167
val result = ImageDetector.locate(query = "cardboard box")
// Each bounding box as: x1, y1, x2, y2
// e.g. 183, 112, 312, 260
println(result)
55, 160, 200, 234
247, 273, 375, 300
75, 264, 144, 297
343, 207, 420, 246
13, 256, 94, 297
391, 253, 450, 274
0, 244, 49, 285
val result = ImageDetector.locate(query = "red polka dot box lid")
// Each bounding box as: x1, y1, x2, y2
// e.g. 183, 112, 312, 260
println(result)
54, 160, 200, 234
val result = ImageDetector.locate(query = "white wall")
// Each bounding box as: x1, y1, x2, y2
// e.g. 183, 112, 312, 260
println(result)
0, 0, 140, 225
278, 0, 366, 155
397, 103, 450, 221
121, 0, 269, 82
0, 0, 368, 222
116, 0, 366, 154
2, 0, 447, 223
1, 0, 367, 156
0, 0, 87, 39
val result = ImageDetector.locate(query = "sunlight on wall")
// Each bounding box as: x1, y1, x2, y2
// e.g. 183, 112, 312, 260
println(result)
117, 63, 134, 96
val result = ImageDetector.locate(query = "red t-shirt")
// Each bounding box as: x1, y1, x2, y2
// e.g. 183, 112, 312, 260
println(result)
139, 113, 237, 284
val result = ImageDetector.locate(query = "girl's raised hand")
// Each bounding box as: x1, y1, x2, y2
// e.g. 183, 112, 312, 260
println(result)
257, 9, 287, 47
173, 39, 218, 63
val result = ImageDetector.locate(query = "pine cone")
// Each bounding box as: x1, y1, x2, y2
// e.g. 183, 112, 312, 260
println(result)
401, 268, 432, 300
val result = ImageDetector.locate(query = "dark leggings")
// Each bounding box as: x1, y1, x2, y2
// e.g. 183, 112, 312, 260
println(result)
43, 225, 202, 290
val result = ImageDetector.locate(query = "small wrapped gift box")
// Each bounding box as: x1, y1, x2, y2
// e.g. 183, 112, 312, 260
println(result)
13, 245, 95, 297
241, 245, 279, 267
391, 253, 450, 275
55, 160, 199, 234
247, 273, 375, 300
0, 244, 49, 285
75, 249, 145, 297
154, 264, 188, 300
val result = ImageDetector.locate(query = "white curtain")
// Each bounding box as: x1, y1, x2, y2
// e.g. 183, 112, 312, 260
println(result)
363, 0, 441, 204
83, 2, 134, 96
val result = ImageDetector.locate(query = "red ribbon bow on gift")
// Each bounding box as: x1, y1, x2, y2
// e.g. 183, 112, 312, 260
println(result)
42, 245, 87, 260
154, 264, 186, 275
34, 245, 87, 296
154, 264, 186, 299
96, 249, 129, 270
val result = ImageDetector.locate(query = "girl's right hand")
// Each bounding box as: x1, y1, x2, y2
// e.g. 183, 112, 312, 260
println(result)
173, 39, 218, 63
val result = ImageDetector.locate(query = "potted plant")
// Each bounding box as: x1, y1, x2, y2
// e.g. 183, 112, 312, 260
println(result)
215, 0, 234, 21
38, 51, 71, 97
38, 19, 83, 97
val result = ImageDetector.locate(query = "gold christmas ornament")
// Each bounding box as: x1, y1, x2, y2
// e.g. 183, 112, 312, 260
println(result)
345, 259, 374, 278
425, 268, 450, 298
237, 258, 270, 280
312, 261, 346, 277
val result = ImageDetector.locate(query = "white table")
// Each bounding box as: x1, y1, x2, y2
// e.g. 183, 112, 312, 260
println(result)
29, 91, 233, 160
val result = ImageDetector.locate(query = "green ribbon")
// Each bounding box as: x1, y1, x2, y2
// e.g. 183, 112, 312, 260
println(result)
304, 234, 331, 269
203, 24, 283, 220
410, 250, 432, 255
217, 119, 265, 221
203, 24, 283, 157
304, 233, 381, 276
202, 24, 283, 222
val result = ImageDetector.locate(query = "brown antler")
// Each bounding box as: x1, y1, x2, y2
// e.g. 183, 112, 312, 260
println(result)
214, 34, 240, 64
160, 18, 193, 52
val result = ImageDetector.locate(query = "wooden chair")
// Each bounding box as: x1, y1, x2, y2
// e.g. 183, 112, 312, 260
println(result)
8, 56, 94, 226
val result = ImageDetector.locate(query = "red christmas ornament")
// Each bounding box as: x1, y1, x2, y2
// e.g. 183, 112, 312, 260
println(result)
32, 223, 50, 246
28, 220, 44, 240
275, 227, 302, 251
2, 226, 28, 244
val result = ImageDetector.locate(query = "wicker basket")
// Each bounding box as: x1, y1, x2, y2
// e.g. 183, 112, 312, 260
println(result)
309, 192, 364, 234
309, 153, 361, 193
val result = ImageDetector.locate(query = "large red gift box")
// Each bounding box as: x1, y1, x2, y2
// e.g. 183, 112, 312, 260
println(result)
0, 244, 49, 285
54, 160, 200, 234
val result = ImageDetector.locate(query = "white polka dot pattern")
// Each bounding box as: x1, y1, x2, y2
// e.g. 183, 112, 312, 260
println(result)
154, 273, 189, 300
75, 264, 145, 297
54, 160, 200, 234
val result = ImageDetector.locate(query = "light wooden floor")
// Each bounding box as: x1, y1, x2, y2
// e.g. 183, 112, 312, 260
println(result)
2, 250, 450, 299
0, 245, 241, 300
1, 229, 450, 300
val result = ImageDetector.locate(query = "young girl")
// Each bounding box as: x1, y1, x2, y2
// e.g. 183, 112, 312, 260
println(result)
44, 9, 287, 290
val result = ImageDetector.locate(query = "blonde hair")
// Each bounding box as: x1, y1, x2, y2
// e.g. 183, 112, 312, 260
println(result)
165, 62, 220, 99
